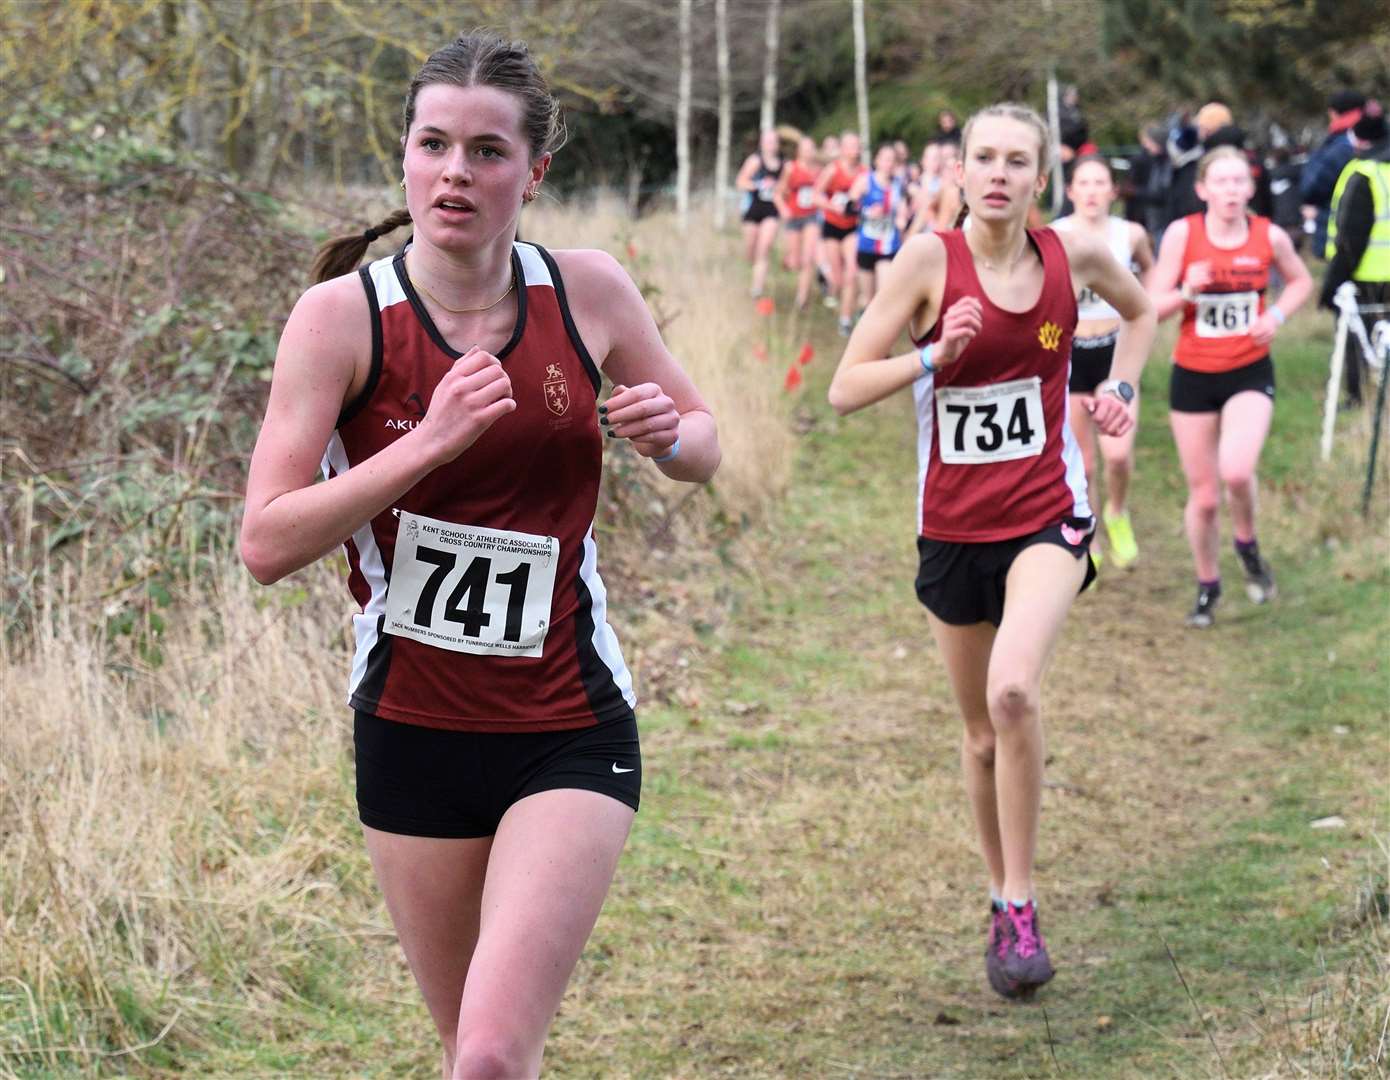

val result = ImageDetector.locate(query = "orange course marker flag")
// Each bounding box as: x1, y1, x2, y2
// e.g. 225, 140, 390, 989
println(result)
797, 343, 814, 366
783, 363, 803, 391
756, 296, 775, 316
626, 242, 638, 261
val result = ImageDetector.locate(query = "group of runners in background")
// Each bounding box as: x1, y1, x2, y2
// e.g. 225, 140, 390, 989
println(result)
738, 119, 1309, 628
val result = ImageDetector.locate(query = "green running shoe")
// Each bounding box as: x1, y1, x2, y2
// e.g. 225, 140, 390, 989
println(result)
1103, 509, 1139, 569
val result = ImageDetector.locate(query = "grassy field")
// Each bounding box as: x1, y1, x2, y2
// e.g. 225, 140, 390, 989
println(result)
2, 218, 1386, 1078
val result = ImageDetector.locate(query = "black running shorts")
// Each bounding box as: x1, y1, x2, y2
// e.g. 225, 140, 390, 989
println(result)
914, 519, 1097, 627
1068, 332, 1117, 394
742, 200, 779, 225
1170, 355, 1275, 414
821, 220, 856, 242
354, 710, 641, 838
856, 249, 894, 271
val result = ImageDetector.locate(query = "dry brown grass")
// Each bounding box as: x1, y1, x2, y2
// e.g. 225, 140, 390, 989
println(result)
0, 196, 794, 1074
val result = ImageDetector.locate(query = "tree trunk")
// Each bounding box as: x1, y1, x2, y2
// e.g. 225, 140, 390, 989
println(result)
714, 0, 731, 228
760, 0, 781, 133
676, 0, 692, 230
852, 0, 869, 164
1044, 0, 1065, 215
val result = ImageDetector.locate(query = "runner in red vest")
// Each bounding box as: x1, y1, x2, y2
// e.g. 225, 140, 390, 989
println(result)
777, 135, 825, 310
240, 32, 720, 1078
817, 131, 868, 335
1149, 146, 1311, 627
829, 103, 1155, 1001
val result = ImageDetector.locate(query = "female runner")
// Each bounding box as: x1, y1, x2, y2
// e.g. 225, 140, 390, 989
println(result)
777, 135, 825, 309
848, 143, 910, 311
1052, 155, 1154, 569
828, 103, 1155, 1000
1149, 146, 1310, 626
240, 32, 719, 1078
817, 131, 867, 335
735, 129, 786, 299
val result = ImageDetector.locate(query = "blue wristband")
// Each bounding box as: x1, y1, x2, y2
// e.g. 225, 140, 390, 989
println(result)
918, 343, 936, 377
653, 437, 680, 463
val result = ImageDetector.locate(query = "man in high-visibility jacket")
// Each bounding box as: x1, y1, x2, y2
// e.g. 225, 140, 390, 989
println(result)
1323, 106, 1390, 406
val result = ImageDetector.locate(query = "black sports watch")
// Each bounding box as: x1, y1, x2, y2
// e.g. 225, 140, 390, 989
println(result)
1100, 379, 1135, 404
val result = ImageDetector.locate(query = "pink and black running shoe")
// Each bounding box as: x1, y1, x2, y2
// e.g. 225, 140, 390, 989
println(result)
1000, 900, 1055, 993
985, 904, 1021, 999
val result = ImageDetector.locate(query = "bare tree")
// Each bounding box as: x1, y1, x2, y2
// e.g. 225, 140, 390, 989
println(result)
1043, 0, 1065, 214
852, 0, 869, 164
759, 0, 781, 132
676, 0, 692, 230
713, 0, 731, 228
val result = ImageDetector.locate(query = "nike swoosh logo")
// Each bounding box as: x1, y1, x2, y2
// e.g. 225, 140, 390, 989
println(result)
611, 763, 635, 774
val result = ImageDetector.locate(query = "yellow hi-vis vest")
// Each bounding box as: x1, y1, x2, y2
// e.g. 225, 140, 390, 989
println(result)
1325, 158, 1390, 281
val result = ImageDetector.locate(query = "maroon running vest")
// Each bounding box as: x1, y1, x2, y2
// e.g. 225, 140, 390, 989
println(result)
910, 228, 1090, 542
322, 242, 635, 732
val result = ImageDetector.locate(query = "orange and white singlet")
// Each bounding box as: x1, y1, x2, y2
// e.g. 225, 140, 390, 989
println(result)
1175, 213, 1273, 373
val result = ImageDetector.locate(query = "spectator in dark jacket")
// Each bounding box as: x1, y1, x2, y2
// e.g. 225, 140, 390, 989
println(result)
1127, 123, 1172, 243
1167, 102, 1234, 221
1267, 145, 1307, 250
1300, 89, 1365, 260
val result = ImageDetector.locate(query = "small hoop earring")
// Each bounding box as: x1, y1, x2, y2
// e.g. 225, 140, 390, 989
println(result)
523, 188, 537, 203
399, 178, 406, 190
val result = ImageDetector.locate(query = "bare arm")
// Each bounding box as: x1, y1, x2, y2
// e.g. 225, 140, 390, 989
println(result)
1148, 217, 1193, 321
1061, 228, 1157, 435
239, 277, 515, 584
1249, 225, 1312, 346
556, 249, 719, 484
1129, 222, 1155, 287
734, 154, 760, 193
827, 235, 982, 415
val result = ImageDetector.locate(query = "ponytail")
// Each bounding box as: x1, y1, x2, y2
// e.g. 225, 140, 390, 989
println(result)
953, 204, 969, 230
311, 208, 413, 284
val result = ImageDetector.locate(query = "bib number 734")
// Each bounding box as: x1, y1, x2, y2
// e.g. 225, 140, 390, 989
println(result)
383, 512, 558, 657
935, 376, 1046, 465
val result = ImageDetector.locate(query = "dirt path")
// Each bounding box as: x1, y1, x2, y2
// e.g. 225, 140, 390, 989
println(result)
550, 310, 1383, 1079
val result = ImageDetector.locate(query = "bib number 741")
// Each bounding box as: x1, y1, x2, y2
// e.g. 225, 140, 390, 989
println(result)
935, 376, 1046, 465
384, 512, 558, 657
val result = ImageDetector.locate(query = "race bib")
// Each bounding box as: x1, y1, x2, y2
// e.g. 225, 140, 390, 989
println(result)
831, 192, 849, 213
935, 377, 1046, 465
1195, 290, 1258, 338
861, 214, 892, 240
384, 512, 558, 657
796, 186, 816, 210
757, 178, 776, 200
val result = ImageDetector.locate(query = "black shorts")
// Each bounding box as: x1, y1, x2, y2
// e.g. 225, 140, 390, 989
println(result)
1170, 355, 1275, 413
742, 200, 779, 225
354, 710, 641, 839
856, 249, 894, 271
822, 221, 856, 242
914, 519, 1097, 627
1068, 333, 1117, 394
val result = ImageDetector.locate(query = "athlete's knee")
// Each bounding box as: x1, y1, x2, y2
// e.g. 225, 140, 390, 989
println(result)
1220, 468, 1254, 498
1188, 485, 1221, 518
962, 726, 996, 767
452, 1032, 531, 1080
987, 677, 1039, 732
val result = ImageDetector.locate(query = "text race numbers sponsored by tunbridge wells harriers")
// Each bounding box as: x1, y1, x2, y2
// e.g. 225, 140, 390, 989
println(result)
384, 511, 559, 657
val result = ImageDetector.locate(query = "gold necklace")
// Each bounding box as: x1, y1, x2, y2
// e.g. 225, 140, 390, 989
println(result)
976, 243, 1029, 274
408, 262, 516, 314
